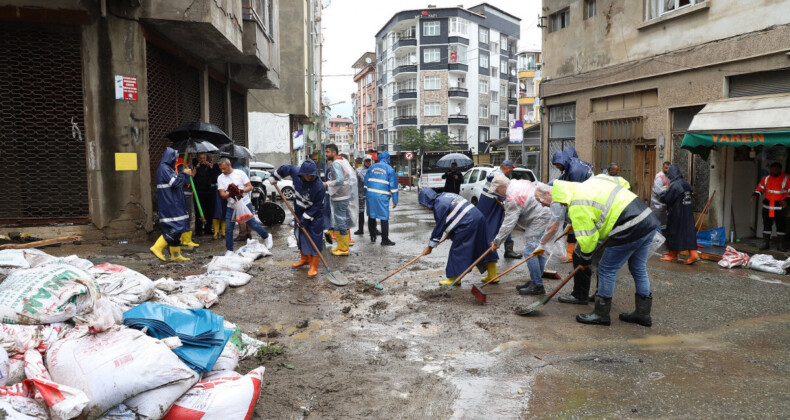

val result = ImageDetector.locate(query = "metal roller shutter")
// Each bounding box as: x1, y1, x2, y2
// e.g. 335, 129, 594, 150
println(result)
209, 78, 226, 132
231, 90, 247, 146
729, 69, 790, 98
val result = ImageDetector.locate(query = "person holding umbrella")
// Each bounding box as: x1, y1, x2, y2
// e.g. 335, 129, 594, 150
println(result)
442, 162, 463, 194
150, 147, 194, 261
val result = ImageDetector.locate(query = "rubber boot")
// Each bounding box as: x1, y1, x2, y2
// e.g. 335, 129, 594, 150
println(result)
439, 277, 460, 286
619, 294, 653, 327
779, 236, 789, 252
292, 252, 310, 268
307, 256, 319, 278
354, 213, 364, 235
212, 219, 221, 239
331, 233, 350, 256
759, 236, 770, 250
149, 235, 168, 261
369, 218, 378, 243
380, 220, 395, 246
220, 221, 226, 238
576, 296, 612, 326
480, 262, 498, 283
684, 250, 701, 265
659, 250, 678, 262
169, 246, 190, 261
503, 241, 522, 259
180, 231, 199, 248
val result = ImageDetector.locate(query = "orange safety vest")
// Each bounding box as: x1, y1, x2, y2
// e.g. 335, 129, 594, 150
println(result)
175, 157, 192, 192
754, 174, 790, 217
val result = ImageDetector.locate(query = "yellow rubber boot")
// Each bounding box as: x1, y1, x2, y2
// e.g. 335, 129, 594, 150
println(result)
307, 256, 320, 278
220, 221, 226, 237
150, 235, 168, 261
292, 252, 310, 268
212, 219, 221, 239
439, 277, 460, 286
169, 246, 190, 261
331, 233, 350, 256
181, 231, 199, 248
481, 262, 498, 283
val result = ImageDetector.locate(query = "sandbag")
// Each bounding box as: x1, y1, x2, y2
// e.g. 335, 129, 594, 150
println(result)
122, 368, 199, 420
718, 246, 750, 269
206, 256, 254, 273
0, 323, 71, 386
234, 239, 272, 260
20, 250, 56, 269
162, 367, 265, 420
46, 326, 197, 419
153, 278, 178, 293
90, 264, 155, 311
181, 274, 229, 296
59, 255, 94, 271
0, 250, 30, 277
24, 349, 89, 419
0, 384, 50, 420
209, 341, 239, 374
0, 347, 9, 387
207, 270, 253, 287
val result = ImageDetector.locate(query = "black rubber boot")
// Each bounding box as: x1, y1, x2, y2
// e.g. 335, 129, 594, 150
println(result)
325, 232, 333, 245
354, 212, 364, 235
576, 296, 612, 326
518, 283, 545, 296
779, 236, 788, 252
380, 220, 395, 246
504, 241, 523, 259
558, 295, 589, 305
759, 236, 770, 250
369, 218, 377, 243
619, 294, 653, 327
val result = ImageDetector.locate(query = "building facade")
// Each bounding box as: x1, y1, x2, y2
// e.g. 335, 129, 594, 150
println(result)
352, 52, 377, 155
328, 117, 353, 156
0, 0, 278, 239
540, 0, 790, 237
375, 3, 521, 158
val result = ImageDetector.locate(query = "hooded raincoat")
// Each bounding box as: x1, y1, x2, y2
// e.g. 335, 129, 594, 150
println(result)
323, 157, 358, 232
494, 180, 552, 245
476, 168, 506, 261
156, 147, 190, 244
365, 151, 399, 220
273, 160, 326, 255
551, 146, 593, 183
660, 165, 696, 251
419, 189, 492, 278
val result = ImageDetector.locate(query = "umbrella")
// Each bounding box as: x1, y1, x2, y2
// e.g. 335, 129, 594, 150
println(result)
172, 139, 219, 154
218, 143, 256, 159
166, 122, 231, 146
437, 153, 473, 168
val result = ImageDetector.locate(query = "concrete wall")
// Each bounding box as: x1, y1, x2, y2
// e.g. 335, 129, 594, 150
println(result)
248, 112, 291, 167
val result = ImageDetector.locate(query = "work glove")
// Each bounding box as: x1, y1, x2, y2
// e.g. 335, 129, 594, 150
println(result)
573, 246, 592, 269
530, 247, 545, 257
226, 183, 244, 200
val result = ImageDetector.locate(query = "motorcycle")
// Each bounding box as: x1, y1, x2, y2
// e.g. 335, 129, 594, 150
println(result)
249, 172, 266, 214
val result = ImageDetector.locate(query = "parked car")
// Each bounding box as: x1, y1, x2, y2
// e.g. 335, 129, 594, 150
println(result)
459, 166, 536, 205
250, 161, 275, 171
249, 169, 295, 201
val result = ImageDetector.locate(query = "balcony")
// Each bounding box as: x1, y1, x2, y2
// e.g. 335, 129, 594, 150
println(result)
394, 116, 417, 126
448, 87, 468, 98
508, 98, 518, 106
376, 123, 384, 130
392, 64, 417, 77
508, 76, 518, 83
448, 63, 468, 72
393, 89, 417, 102
376, 99, 383, 107
393, 37, 416, 51
448, 114, 469, 125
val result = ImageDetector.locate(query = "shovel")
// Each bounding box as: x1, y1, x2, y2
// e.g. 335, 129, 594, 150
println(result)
471, 252, 542, 304
446, 244, 497, 287
373, 236, 448, 290
274, 184, 349, 286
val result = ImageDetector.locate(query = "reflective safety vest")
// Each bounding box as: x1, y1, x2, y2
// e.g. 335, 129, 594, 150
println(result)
755, 174, 790, 217
552, 178, 641, 254
594, 173, 631, 190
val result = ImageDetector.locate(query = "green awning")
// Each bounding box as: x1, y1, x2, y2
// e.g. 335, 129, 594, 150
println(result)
682, 131, 790, 159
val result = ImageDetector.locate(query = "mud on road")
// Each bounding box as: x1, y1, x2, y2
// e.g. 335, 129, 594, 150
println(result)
48, 192, 790, 418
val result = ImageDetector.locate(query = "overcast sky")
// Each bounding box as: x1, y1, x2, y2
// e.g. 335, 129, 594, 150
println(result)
321, 0, 542, 118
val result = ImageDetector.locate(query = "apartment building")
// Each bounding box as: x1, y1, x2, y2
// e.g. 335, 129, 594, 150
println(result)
329, 117, 353, 156
352, 52, 378, 154
375, 3, 521, 158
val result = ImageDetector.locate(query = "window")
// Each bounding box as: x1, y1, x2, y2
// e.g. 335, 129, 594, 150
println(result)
500, 34, 508, 50
500, 108, 507, 121
549, 8, 570, 32
424, 76, 440, 90
479, 27, 489, 44
424, 102, 441, 117
366, 73, 373, 85
478, 128, 489, 143
449, 45, 467, 63
491, 115, 498, 125
479, 79, 488, 94
584, 0, 597, 19
423, 48, 440, 63
491, 91, 498, 101
480, 105, 489, 118
500, 84, 507, 97
644, 0, 705, 20
480, 54, 489, 68
463, 170, 474, 184
424, 128, 441, 138
500, 59, 508, 73
423, 21, 440, 37
449, 17, 468, 36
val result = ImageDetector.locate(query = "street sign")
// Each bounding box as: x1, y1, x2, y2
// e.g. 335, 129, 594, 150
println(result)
404, 151, 414, 161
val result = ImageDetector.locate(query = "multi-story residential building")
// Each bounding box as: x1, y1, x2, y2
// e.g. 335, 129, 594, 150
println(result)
352, 52, 377, 155
517, 49, 541, 127
328, 117, 353, 156
540, 0, 790, 239
375, 3, 521, 162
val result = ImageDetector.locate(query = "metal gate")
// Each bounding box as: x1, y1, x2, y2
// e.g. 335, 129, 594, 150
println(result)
231, 90, 247, 146
593, 117, 643, 184
547, 139, 574, 181
209, 78, 226, 132
0, 25, 89, 223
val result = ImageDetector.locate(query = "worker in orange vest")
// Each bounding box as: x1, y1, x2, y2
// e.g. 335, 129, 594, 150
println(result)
751, 162, 790, 251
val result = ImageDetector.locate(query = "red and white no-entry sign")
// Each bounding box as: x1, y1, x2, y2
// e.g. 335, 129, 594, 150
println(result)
404, 152, 414, 161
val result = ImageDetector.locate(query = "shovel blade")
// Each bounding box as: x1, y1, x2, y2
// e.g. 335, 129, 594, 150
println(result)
515, 299, 545, 316
470, 285, 487, 304
327, 270, 349, 286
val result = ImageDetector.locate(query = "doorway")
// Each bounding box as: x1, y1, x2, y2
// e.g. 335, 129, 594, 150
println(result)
635, 143, 657, 203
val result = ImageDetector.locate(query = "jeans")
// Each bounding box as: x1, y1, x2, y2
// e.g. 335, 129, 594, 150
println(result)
225, 203, 269, 251
522, 234, 547, 286
596, 231, 655, 298
331, 199, 349, 235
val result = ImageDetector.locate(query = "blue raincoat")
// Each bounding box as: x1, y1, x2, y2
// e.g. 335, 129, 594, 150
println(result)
365, 151, 399, 220
476, 168, 506, 262
551, 146, 593, 183
419, 189, 492, 278
156, 147, 190, 243
273, 160, 326, 255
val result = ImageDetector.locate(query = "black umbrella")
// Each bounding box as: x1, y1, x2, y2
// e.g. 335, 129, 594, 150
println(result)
172, 139, 219, 154
166, 122, 231, 146
218, 143, 256, 159
437, 153, 474, 168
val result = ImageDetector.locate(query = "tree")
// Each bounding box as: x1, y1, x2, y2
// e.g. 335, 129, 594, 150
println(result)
397, 127, 455, 157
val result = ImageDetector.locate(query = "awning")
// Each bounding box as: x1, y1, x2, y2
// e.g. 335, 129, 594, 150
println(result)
681, 94, 790, 159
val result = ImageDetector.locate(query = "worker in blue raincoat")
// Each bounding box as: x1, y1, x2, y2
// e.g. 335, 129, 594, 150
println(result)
551, 146, 594, 263
477, 160, 522, 260
271, 160, 326, 278
150, 147, 193, 262
364, 150, 398, 245
418, 188, 491, 286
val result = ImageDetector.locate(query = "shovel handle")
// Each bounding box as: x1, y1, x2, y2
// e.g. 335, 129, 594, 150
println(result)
481, 253, 538, 288
544, 238, 610, 302
378, 236, 448, 285
274, 183, 332, 271
450, 244, 496, 286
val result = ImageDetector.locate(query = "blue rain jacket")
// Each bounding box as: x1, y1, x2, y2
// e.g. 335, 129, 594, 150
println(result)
419, 189, 492, 278
273, 160, 326, 255
476, 168, 506, 262
364, 151, 399, 220
552, 146, 593, 183
156, 147, 190, 236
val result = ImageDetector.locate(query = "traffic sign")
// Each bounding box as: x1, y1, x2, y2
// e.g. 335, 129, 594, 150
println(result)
404, 151, 414, 161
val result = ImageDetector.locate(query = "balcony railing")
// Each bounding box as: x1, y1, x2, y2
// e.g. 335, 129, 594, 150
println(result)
508, 98, 518, 106
393, 37, 416, 50
392, 64, 417, 76
448, 87, 468, 98
393, 89, 417, 101
394, 116, 417, 126
448, 114, 469, 124
448, 63, 468, 72
518, 64, 539, 71
376, 123, 384, 130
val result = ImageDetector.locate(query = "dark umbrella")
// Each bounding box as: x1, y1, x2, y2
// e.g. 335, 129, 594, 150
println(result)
166, 122, 231, 146
172, 139, 219, 154
218, 143, 256, 159
437, 153, 473, 168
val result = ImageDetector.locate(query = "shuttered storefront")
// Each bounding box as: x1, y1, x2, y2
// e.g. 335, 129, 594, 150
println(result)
729, 69, 790, 98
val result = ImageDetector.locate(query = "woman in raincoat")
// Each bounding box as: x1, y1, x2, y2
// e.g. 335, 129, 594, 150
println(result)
659, 164, 699, 264
418, 188, 490, 286
150, 147, 193, 261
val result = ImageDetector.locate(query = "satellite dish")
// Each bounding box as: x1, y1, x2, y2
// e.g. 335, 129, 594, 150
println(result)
455, 105, 461, 113
409, 55, 417, 64
365, 57, 372, 64
510, 69, 516, 76
308, 131, 316, 141
321, 132, 328, 141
